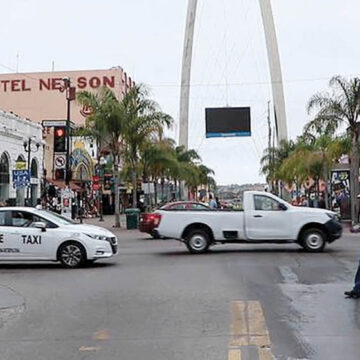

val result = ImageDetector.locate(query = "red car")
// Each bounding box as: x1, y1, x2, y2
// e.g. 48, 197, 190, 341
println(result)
139, 201, 210, 238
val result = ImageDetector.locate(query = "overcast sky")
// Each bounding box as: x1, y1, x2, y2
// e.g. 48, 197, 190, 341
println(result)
1, 0, 359, 185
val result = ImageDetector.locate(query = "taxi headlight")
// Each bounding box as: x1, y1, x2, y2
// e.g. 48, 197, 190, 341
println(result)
85, 233, 109, 241
326, 212, 340, 222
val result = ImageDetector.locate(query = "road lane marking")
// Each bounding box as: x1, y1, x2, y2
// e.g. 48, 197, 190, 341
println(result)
228, 348, 242, 360
93, 329, 110, 341
79, 346, 101, 352
247, 301, 270, 347
258, 347, 275, 360
230, 301, 248, 346
228, 301, 275, 359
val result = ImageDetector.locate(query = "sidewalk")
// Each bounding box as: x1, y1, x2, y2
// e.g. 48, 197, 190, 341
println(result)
82, 214, 127, 230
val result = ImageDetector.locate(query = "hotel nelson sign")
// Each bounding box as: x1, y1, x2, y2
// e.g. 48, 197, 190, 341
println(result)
0, 75, 116, 93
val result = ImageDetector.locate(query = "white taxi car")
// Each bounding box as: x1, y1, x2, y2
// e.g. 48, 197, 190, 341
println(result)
0, 207, 118, 268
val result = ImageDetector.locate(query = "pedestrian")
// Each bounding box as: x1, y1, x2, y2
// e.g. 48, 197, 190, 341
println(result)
318, 195, 326, 209
301, 196, 309, 207
209, 194, 217, 209
35, 199, 42, 209
215, 196, 221, 209
345, 262, 360, 298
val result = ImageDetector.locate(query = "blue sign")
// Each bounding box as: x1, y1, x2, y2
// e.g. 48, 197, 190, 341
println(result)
13, 170, 30, 189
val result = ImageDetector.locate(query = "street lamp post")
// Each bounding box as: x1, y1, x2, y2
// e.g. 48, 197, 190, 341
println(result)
99, 156, 107, 222
23, 138, 40, 206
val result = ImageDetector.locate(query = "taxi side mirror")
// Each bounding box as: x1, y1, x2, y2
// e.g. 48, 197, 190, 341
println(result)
34, 222, 46, 232
279, 203, 288, 211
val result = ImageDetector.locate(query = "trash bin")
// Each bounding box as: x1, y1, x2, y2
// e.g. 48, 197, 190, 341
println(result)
125, 208, 140, 230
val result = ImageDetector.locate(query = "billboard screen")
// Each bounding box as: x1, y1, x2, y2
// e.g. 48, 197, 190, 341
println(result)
205, 107, 251, 138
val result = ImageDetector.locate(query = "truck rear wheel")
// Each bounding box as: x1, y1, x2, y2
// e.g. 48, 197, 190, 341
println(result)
301, 228, 326, 252
186, 230, 210, 254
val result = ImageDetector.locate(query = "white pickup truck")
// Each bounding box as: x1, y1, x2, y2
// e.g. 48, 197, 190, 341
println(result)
156, 191, 342, 254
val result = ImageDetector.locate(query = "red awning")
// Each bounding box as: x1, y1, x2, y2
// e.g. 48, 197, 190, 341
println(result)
46, 178, 82, 191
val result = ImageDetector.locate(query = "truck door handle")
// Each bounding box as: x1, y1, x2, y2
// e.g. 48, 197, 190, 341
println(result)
253, 215, 263, 218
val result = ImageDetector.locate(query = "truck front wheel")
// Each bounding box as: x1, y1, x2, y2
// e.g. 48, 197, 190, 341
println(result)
186, 230, 210, 254
301, 228, 326, 252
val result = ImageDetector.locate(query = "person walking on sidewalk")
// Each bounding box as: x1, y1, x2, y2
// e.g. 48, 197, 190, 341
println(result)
209, 194, 217, 209
345, 262, 360, 298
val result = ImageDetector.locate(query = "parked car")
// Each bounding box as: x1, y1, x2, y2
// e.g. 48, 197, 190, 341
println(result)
155, 191, 342, 253
139, 201, 210, 238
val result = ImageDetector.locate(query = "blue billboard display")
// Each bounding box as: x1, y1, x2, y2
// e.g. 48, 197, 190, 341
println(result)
205, 107, 251, 138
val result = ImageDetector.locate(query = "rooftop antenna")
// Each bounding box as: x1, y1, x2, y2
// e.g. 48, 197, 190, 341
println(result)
52, 61, 55, 72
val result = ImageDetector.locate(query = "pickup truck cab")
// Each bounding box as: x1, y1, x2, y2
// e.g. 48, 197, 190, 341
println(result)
156, 191, 342, 254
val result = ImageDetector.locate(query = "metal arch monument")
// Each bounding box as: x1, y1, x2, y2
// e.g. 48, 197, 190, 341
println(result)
179, 0, 288, 149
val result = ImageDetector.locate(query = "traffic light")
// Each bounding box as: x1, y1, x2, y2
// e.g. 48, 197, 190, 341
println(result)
54, 127, 66, 152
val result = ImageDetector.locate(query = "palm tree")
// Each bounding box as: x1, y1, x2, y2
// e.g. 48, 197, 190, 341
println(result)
170, 146, 201, 199
140, 140, 177, 206
308, 76, 360, 223
260, 139, 295, 195
121, 85, 173, 208
77, 87, 124, 227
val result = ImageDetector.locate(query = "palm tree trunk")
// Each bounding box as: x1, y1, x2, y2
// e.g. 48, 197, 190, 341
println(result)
350, 131, 359, 224
132, 167, 137, 208
154, 180, 158, 205
161, 178, 164, 202
324, 161, 329, 209
114, 154, 120, 228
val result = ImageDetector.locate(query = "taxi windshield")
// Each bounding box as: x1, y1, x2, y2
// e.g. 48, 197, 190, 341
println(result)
35, 210, 77, 225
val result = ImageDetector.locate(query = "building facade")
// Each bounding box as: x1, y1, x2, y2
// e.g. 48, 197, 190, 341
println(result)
0, 67, 134, 187
0, 67, 134, 125
0, 110, 44, 205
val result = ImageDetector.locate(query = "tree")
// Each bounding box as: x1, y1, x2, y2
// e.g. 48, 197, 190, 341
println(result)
121, 85, 173, 208
77, 87, 125, 227
140, 140, 177, 206
308, 76, 360, 223
260, 139, 295, 194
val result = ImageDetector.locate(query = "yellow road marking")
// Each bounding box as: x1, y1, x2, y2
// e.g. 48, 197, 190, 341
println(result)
247, 301, 270, 347
230, 301, 248, 346
93, 329, 110, 341
258, 347, 274, 360
228, 348, 242, 360
228, 301, 274, 359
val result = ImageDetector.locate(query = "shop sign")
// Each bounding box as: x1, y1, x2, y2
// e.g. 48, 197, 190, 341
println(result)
61, 187, 73, 219
330, 170, 351, 220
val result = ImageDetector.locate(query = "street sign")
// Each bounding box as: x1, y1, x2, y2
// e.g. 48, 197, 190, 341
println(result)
61, 187, 73, 219
54, 154, 66, 169
12, 170, 30, 189
42, 120, 76, 129
15, 161, 27, 170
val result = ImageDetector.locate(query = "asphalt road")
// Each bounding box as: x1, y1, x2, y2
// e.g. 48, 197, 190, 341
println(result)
0, 222, 360, 360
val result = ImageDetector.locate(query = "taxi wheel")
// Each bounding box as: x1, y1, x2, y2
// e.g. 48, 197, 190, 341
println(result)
58, 242, 86, 268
